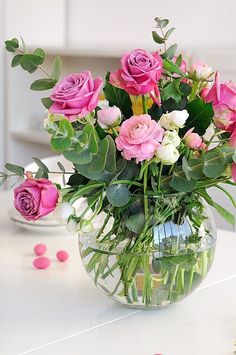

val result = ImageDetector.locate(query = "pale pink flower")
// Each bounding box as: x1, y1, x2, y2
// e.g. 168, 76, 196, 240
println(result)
97, 106, 121, 129
115, 114, 164, 162
184, 128, 202, 149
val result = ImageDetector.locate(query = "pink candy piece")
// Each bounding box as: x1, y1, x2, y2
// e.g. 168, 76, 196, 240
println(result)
33, 256, 51, 269
34, 244, 47, 256
56, 250, 69, 262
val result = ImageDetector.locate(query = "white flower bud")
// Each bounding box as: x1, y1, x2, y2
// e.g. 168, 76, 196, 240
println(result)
190, 61, 213, 80
162, 130, 180, 148
54, 202, 75, 224
66, 218, 79, 234
159, 110, 189, 130
97, 106, 121, 129
156, 144, 180, 165
80, 219, 93, 233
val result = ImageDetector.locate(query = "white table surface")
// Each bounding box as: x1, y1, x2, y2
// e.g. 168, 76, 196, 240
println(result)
0, 190, 236, 355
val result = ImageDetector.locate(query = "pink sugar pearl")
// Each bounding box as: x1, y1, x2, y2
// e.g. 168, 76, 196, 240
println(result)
34, 244, 47, 256
56, 250, 69, 262
33, 256, 51, 269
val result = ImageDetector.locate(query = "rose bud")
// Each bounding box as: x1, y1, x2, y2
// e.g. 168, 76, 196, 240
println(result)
162, 130, 180, 148
159, 110, 189, 130
156, 144, 180, 165
184, 128, 202, 149
97, 106, 121, 129
190, 61, 213, 80
14, 177, 59, 221
54, 202, 75, 224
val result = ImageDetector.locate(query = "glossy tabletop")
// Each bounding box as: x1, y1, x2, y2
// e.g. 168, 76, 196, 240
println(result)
0, 191, 236, 355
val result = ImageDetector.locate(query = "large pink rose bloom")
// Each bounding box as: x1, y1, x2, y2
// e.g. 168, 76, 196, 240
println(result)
203, 72, 236, 132
110, 49, 163, 104
115, 114, 164, 163
14, 177, 59, 221
49, 71, 103, 121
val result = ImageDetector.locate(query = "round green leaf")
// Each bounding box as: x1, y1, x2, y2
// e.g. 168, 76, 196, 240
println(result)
106, 184, 130, 207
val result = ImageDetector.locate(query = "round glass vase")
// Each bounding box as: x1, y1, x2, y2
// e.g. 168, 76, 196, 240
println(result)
79, 193, 217, 309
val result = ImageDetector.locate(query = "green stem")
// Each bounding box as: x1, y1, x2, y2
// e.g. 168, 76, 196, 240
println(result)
142, 95, 148, 114
187, 266, 195, 293
157, 163, 163, 191
96, 206, 114, 240
111, 127, 118, 137
111, 180, 143, 188
168, 265, 179, 301
189, 80, 200, 101
143, 167, 149, 221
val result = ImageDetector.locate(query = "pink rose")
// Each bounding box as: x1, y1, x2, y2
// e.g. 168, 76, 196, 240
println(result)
204, 72, 236, 131
14, 177, 59, 221
97, 106, 121, 129
115, 114, 164, 162
49, 71, 103, 121
110, 49, 163, 104
184, 128, 202, 149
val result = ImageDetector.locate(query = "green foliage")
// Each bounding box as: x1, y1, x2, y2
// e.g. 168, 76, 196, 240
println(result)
51, 56, 62, 81
41, 97, 53, 109
5, 38, 19, 52
103, 72, 133, 118
11, 54, 23, 68
5, 163, 24, 176
162, 79, 182, 103
198, 189, 235, 226
106, 184, 130, 207
154, 18, 169, 28
31, 78, 57, 91
51, 119, 74, 151
152, 31, 165, 44
32, 157, 49, 178
170, 166, 197, 192
161, 44, 178, 60
20, 54, 44, 73
181, 98, 214, 136
203, 148, 225, 178
163, 58, 185, 77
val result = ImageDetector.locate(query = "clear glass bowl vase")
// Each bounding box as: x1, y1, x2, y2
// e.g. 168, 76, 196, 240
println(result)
79, 193, 217, 309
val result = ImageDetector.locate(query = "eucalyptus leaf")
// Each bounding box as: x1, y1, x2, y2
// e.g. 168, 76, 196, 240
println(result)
41, 97, 53, 109
20, 54, 44, 73
152, 31, 165, 44
51, 119, 74, 151
203, 148, 225, 178
170, 166, 197, 192
5, 38, 19, 52
5, 163, 24, 176
106, 184, 130, 207
32, 157, 49, 173
33, 48, 45, 59
51, 56, 62, 81
155, 18, 169, 28
31, 78, 57, 91
11, 54, 23, 68
161, 44, 178, 60
164, 27, 175, 40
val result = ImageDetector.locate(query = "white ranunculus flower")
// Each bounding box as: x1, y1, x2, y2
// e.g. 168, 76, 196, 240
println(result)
159, 110, 189, 130
54, 202, 75, 224
156, 144, 180, 165
162, 130, 181, 148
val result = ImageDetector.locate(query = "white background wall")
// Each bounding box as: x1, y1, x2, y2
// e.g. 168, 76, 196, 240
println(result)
0, 0, 5, 171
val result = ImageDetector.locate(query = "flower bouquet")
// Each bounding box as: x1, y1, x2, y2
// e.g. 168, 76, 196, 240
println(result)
2, 17, 236, 308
